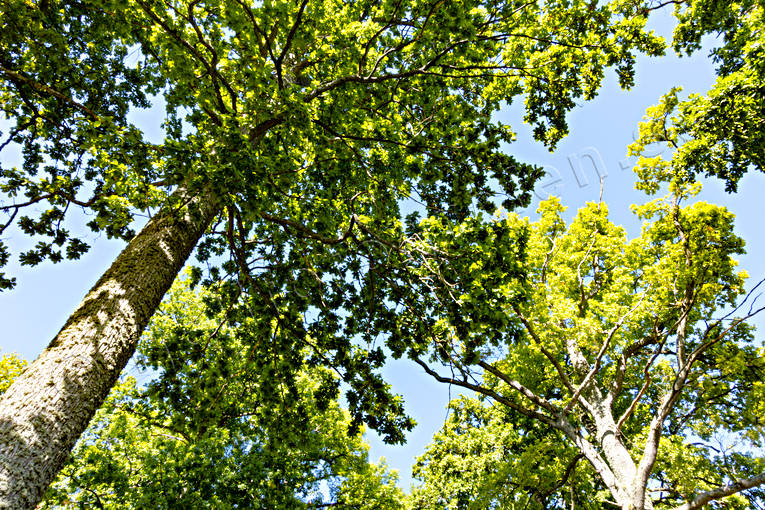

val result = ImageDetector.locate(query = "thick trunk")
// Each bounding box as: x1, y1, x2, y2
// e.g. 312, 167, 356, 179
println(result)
575, 398, 649, 509
589, 403, 641, 506
0, 188, 218, 509
563, 343, 643, 510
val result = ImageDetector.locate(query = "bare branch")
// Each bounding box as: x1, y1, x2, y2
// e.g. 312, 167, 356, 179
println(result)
615, 374, 650, 432
673, 472, 765, 510
477, 361, 559, 414
415, 355, 625, 505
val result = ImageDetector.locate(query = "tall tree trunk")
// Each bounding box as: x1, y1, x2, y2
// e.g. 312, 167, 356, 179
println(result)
0, 187, 218, 509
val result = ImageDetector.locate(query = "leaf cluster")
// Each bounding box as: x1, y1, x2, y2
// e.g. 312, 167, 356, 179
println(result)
630, 0, 765, 193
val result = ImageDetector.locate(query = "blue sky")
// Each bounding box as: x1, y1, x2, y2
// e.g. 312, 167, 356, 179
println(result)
2, 7, 764, 493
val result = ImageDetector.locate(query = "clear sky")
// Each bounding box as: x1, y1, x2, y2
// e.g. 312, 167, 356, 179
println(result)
2, 7, 764, 493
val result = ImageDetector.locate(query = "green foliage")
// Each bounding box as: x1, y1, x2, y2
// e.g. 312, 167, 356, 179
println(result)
410, 396, 601, 509
37, 276, 404, 509
1, 0, 670, 441
0, 0, 167, 287
1, 0, 666, 290
407, 178, 765, 506
0, 352, 26, 395
5, 1, 759, 506
630, 0, 765, 192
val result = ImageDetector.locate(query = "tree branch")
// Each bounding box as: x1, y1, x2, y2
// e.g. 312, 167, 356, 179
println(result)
673, 472, 765, 510
511, 304, 575, 394
0, 65, 98, 120
413, 356, 557, 427
275, 0, 311, 86
477, 361, 559, 414
564, 293, 646, 413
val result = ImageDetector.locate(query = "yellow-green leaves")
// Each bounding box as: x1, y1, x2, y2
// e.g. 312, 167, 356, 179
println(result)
631, 1, 765, 192
41, 275, 406, 509
0, 352, 26, 395
411, 178, 762, 506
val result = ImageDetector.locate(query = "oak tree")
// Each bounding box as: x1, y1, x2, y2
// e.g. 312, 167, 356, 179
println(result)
0, 0, 664, 505
399, 183, 765, 508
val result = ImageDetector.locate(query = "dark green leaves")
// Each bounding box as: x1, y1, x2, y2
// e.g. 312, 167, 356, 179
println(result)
37, 276, 406, 509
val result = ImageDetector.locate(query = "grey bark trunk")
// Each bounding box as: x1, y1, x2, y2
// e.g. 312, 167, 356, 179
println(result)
0, 187, 218, 509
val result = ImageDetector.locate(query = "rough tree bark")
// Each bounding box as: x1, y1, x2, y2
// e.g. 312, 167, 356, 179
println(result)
0, 187, 218, 509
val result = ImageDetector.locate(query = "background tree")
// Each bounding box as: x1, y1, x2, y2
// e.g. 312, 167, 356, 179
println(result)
0, 0, 666, 505
0, 353, 25, 395
39, 375, 404, 509
385, 180, 765, 508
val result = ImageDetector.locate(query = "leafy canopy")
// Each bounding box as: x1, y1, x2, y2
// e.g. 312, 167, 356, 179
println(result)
0, 0, 668, 439
406, 179, 764, 507
630, 0, 765, 192
2, 0, 663, 285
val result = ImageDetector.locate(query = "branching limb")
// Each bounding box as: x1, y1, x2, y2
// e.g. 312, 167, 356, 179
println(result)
539, 234, 560, 283
274, 0, 310, 89
415, 356, 624, 504
0, 207, 18, 236
575, 235, 598, 313
477, 361, 559, 414
673, 472, 765, 510
633, 302, 765, 506
0, 117, 35, 152
715, 277, 765, 322
258, 211, 357, 245
135, 0, 229, 122
564, 293, 647, 413
645, 0, 686, 14
184, 0, 238, 112
0, 65, 98, 120
511, 304, 575, 394
413, 356, 556, 427
358, 0, 405, 74
553, 414, 628, 505
609, 321, 664, 401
